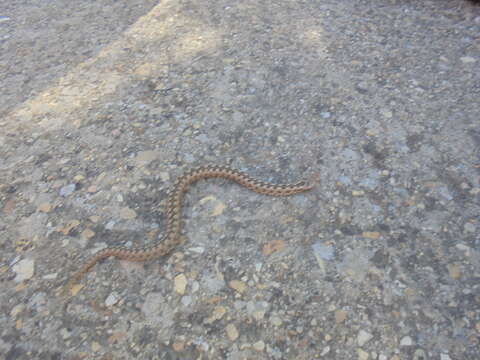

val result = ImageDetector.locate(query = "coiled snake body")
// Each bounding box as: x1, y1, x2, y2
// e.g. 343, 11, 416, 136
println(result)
63, 164, 313, 293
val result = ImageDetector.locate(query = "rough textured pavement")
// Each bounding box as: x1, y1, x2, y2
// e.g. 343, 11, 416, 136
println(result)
1, 0, 479, 359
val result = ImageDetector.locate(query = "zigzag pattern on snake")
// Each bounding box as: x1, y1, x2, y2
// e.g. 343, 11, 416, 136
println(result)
62, 164, 313, 293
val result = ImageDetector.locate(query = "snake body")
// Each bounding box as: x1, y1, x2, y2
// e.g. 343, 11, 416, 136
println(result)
63, 164, 313, 292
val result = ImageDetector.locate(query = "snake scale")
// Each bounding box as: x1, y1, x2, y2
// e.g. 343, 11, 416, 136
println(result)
62, 164, 313, 294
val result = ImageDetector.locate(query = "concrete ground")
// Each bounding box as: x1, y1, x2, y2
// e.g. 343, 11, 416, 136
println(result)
0, 0, 479, 359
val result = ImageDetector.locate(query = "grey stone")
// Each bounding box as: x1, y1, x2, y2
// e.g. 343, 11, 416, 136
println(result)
59, 184, 76, 196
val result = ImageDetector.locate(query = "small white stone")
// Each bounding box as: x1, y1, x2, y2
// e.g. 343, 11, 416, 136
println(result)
270, 316, 282, 327
253, 341, 265, 352
352, 190, 365, 196
105, 293, 119, 306
460, 56, 476, 64
253, 310, 266, 320
455, 244, 470, 252
357, 330, 373, 346
380, 109, 393, 118
226, 323, 239, 341
357, 348, 369, 360
181, 296, 192, 306
189, 247, 205, 254
160, 172, 170, 182
13, 258, 35, 282
60, 327, 72, 339
414, 349, 427, 360
440, 354, 451, 360
42, 273, 57, 280
400, 336, 413, 346
59, 184, 76, 197
320, 346, 330, 356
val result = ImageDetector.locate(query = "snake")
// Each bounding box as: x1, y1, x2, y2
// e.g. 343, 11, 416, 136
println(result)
61, 164, 313, 294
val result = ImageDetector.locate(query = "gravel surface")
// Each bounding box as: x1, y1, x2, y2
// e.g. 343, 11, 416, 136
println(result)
1, 0, 479, 359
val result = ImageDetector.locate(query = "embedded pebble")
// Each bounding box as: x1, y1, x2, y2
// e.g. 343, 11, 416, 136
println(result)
89, 215, 100, 223
320, 111, 331, 119
105, 292, 119, 306
338, 175, 353, 186
205, 306, 226, 324
270, 316, 282, 327
357, 348, 369, 360
59, 184, 76, 196
262, 240, 285, 256
362, 232, 380, 239
42, 273, 57, 280
413, 349, 427, 360
174, 274, 187, 295
10, 304, 25, 317
159, 172, 170, 182
312, 242, 335, 261
357, 330, 373, 346
189, 247, 205, 254
253, 340, 265, 352
135, 150, 160, 166
60, 327, 72, 340
172, 341, 185, 352
211, 202, 226, 216
13, 258, 35, 282
460, 56, 476, 63
38, 203, 52, 213
120, 207, 137, 220
400, 336, 413, 346
352, 190, 365, 196
91, 341, 101, 352
202, 274, 225, 293
226, 323, 239, 341
191, 281, 200, 293
320, 346, 330, 356
463, 222, 475, 233
448, 264, 461, 279
380, 109, 393, 118
246, 301, 269, 320
81, 228, 95, 240
229, 280, 247, 294
335, 309, 347, 323
181, 296, 192, 306
356, 81, 370, 93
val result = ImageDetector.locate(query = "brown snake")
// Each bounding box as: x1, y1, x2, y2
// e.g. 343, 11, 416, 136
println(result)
62, 164, 313, 294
